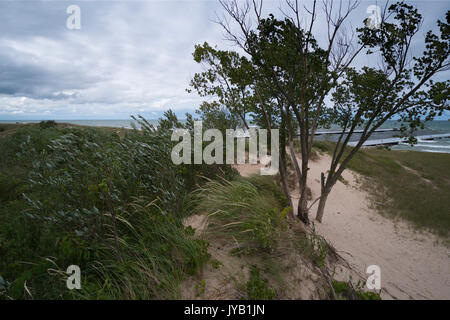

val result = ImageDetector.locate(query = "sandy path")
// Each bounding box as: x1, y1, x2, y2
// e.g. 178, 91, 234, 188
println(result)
301, 154, 449, 300
235, 154, 449, 300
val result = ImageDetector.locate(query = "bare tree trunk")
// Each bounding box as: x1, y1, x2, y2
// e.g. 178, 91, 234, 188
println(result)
279, 156, 294, 218
297, 171, 309, 224
297, 121, 310, 224
283, 105, 309, 224
279, 113, 294, 218
239, 112, 249, 130
315, 190, 329, 223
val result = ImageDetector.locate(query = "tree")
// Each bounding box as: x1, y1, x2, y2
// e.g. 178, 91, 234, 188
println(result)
315, 3, 450, 222
214, 0, 362, 224
189, 41, 295, 215
196, 100, 241, 132
188, 42, 254, 129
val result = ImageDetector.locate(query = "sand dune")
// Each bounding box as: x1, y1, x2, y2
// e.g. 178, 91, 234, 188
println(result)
235, 153, 450, 300
304, 154, 449, 300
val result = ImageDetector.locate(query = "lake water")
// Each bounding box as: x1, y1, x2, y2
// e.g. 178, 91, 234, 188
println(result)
316, 120, 450, 154
0, 119, 147, 129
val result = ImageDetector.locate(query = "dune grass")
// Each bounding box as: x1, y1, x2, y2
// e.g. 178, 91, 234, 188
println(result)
193, 176, 290, 253
347, 147, 450, 238
0, 119, 232, 299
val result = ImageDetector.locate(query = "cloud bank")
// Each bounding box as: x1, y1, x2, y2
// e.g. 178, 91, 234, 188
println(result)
0, 1, 448, 120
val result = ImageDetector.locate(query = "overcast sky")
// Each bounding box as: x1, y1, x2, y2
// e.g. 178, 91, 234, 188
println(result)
0, 0, 448, 120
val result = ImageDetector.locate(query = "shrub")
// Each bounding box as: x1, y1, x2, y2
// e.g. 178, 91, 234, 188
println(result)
39, 120, 57, 129
74, 198, 210, 299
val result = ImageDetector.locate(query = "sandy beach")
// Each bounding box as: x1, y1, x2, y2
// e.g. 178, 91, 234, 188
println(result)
235, 153, 450, 300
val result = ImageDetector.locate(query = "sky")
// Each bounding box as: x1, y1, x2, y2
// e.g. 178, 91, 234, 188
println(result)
0, 0, 448, 120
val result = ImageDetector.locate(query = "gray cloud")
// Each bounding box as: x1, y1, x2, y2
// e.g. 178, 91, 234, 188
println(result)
0, 0, 448, 120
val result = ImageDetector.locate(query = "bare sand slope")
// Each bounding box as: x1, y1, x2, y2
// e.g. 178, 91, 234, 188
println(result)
235, 154, 449, 300
298, 154, 449, 300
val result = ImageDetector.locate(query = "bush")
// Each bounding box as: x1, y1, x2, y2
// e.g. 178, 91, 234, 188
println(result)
39, 120, 57, 129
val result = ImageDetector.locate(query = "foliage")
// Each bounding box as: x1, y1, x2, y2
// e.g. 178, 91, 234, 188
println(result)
0, 113, 235, 299
189, 42, 255, 129
298, 225, 328, 268
196, 101, 240, 133
246, 14, 331, 128
194, 279, 206, 297
315, 3, 449, 221
332, 280, 381, 300
246, 265, 276, 300
74, 198, 210, 299
210, 259, 223, 270
39, 120, 57, 130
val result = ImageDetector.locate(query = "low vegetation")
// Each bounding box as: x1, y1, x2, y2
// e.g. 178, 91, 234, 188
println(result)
193, 176, 289, 254
0, 120, 390, 300
347, 148, 450, 238
246, 265, 276, 300
187, 173, 339, 300
332, 280, 381, 300
0, 116, 235, 299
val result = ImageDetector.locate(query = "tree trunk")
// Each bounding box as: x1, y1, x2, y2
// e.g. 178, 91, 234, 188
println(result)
315, 190, 329, 223
279, 160, 294, 218
279, 134, 294, 218
297, 173, 309, 224
297, 140, 310, 224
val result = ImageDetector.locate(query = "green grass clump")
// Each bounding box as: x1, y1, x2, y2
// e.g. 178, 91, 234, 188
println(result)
245, 175, 290, 209
312, 140, 334, 153
75, 198, 210, 299
210, 259, 223, 269
194, 176, 288, 253
297, 226, 328, 268
194, 279, 206, 297
332, 280, 381, 300
246, 265, 276, 300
